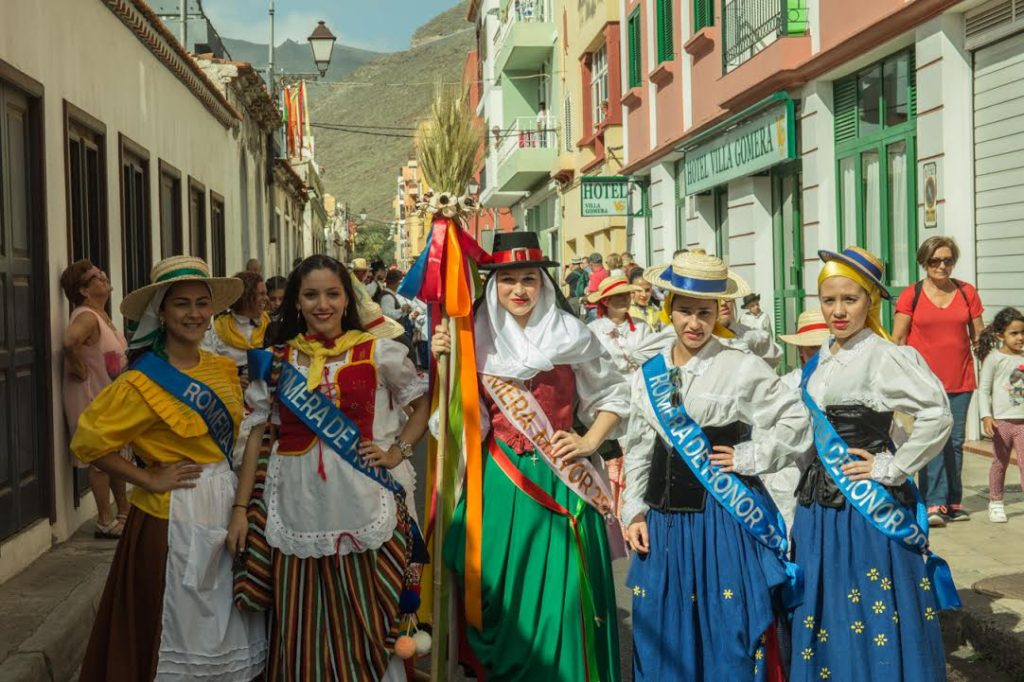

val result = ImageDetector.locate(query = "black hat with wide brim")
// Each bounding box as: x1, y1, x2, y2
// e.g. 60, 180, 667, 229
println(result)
481, 231, 560, 270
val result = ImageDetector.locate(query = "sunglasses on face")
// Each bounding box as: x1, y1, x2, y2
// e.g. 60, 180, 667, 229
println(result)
82, 271, 109, 286
927, 258, 955, 268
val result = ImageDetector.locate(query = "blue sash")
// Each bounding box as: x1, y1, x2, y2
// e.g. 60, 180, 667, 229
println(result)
641, 353, 802, 608
800, 353, 960, 611
133, 352, 235, 459
248, 349, 403, 495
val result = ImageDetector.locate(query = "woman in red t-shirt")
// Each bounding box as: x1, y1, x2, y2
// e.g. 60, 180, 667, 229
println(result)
892, 236, 984, 527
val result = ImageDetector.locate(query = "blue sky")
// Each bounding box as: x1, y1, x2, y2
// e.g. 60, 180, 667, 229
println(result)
202, 0, 461, 53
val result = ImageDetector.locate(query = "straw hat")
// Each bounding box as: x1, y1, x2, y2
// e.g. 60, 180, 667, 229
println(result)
818, 246, 891, 300
120, 256, 243, 321
359, 301, 406, 340
778, 309, 830, 347
585, 275, 642, 304
643, 251, 751, 300
351, 257, 369, 271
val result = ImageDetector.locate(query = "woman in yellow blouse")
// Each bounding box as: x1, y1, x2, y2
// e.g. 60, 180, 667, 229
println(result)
72, 256, 266, 682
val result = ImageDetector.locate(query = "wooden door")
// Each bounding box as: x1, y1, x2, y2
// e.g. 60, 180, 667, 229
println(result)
0, 83, 49, 539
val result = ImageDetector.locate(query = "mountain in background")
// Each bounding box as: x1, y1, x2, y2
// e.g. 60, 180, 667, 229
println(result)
221, 37, 381, 82
308, 1, 473, 226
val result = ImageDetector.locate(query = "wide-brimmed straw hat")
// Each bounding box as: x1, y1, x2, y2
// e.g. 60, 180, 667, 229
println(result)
644, 251, 751, 300
779, 309, 830, 347
586, 275, 642, 304
351, 257, 369, 271
359, 301, 406, 340
120, 256, 242, 321
818, 246, 891, 300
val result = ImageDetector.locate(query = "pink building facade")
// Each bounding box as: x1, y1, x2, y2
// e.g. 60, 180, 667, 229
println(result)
620, 0, 1017, 375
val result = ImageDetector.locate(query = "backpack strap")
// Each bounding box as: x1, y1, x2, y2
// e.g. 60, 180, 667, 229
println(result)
911, 280, 924, 314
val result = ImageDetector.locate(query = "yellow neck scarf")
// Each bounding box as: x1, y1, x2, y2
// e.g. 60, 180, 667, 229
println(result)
213, 312, 270, 350
660, 293, 737, 339
817, 261, 892, 341
287, 330, 376, 391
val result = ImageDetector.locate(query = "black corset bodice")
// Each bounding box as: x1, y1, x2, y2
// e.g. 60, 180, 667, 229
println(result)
797, 404, 915, 508
645, 421, 761, 513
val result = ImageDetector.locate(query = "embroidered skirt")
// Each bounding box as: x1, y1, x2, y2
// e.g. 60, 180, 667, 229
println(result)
627, 493, 788, 682
788, 502, 945, 682
443, 442, 621, 682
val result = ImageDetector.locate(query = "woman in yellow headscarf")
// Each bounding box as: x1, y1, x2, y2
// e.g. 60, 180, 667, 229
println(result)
789, 246, 954, 682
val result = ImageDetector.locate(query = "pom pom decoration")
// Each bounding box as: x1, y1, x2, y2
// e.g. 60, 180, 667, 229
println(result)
394, 635, 417, 660
398, 589, 421, 614
413, 630, 432, 655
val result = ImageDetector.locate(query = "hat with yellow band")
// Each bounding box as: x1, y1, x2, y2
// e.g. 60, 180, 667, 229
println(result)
120, 255, 243, 321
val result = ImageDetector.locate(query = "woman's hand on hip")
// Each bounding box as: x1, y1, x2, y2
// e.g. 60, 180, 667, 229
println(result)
359, 440, 403, 469
841, 448, 876, 481
708, 445, 735, 473
550, 430, 597, 463
144, 460, 203, 493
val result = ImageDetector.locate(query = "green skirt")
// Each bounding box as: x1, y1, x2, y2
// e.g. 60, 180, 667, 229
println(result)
443, 440, 621, 682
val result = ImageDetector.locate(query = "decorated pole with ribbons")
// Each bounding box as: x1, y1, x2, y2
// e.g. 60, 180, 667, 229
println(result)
396, 81, 487, 681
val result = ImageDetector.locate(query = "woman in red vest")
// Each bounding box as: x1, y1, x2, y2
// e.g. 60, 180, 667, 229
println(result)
229, 255, 430, 681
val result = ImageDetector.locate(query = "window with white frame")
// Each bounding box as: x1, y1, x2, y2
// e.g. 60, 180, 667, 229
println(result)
591, 44, 609, 126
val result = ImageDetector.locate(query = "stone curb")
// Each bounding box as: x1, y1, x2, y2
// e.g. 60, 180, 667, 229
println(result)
944, 591, 1024, 681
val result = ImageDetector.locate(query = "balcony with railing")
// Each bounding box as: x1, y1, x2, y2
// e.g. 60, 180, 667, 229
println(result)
493, 0, 554, 73
495, 115, 559, 192
722, 0, 808, 72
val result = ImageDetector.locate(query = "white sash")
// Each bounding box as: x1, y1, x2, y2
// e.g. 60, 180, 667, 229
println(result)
481, 373, 614, 516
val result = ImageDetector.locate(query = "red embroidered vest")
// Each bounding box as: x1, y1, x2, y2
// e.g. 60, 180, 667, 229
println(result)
277, 340, 378, 455
486, 364, 576, 454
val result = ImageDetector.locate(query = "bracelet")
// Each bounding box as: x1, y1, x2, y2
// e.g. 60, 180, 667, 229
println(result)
232, 503, 247, 510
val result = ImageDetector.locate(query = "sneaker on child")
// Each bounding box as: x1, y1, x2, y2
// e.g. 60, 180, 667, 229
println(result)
989, 501, 1008, 523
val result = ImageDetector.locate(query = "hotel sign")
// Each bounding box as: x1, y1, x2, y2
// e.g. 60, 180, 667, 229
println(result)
580, 177, 645, 217
683, 103, 796, 195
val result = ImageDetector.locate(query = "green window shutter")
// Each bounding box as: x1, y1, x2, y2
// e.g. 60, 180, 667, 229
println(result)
908, 50, 917, 117
657, 0, 674, 62
628, 9, 642, 88
695, 0, 714, 31
834, 76, 858, 145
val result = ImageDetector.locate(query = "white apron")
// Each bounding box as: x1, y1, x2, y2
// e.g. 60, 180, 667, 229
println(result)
155, 460, 267, 680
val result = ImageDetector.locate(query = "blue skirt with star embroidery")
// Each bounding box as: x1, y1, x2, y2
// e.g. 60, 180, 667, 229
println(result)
788, 501, 945, 682
627, 493, 788, 682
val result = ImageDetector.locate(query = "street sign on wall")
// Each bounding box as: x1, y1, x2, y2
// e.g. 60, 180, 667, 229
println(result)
682, 102, 797, 195
580, 176, 645, 217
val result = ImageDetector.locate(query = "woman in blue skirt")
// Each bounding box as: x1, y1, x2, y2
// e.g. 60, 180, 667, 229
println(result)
791, 246, 954, 682
623, 252, 812, 681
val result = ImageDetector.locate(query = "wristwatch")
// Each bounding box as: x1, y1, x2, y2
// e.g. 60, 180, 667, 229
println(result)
393, 439, 414, 460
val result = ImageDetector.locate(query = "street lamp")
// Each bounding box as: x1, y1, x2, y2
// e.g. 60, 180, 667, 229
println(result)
307, 21, 337, 78
467, 179, 480, 196
359, 208, 368, 222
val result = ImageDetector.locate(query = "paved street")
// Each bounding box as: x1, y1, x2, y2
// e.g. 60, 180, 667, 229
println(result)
0, 447, 1022, 681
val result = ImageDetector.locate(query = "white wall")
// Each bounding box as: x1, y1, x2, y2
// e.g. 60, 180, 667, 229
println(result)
0, 0, 270, 579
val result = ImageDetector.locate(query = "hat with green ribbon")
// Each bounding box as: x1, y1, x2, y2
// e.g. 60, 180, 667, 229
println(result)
120, 255, 243, 321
